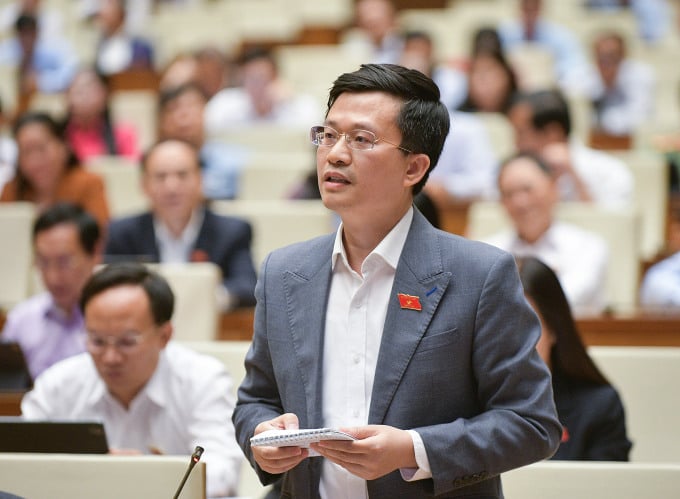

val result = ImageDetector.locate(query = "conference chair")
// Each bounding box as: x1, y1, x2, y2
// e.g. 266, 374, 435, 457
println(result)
502, 461, 680, 499
85, 156, 148, 218
151, 262, 221, 341
211, 199, 336, 268
588, 346, 680, 462
239, 151, 314, 200
0, 453, 205, 499
0, 202, 35, 311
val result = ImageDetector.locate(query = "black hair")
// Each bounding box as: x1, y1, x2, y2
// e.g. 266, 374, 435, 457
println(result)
15, 13, 37, 33
80, 262, 175, 326
516, 256, 610, 386
510, 89, 572, 136
13, 111, 80, 199
158, 82, 208, 113
499, 151, 554, 179
32, 202, 101, 255
327, 63, 450, 195
63, 68, 118, 157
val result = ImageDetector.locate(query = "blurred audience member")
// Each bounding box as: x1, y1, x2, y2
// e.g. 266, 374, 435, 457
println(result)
398, 30, 466, 110
158, 82, 246, 200
204, 47, 320, 134
483, 153, 609, 315
0, 0, 63, 41
640, 250, 680, 308
0, 96, 18, 193
195, 46, 233, 100
0, 112, 110, 229
498, 0, 596, 96
585, 0, 671, 44
457, 50, 518, 114
341, 0, 403, 64
586, 31, 655, 137
21, 262, 242, 498
424, 111, 499, 205
104, 139, 257, 310
63, 67, 139, 163
639, 202, 680, 308
1, 203, 100, 379
0, 13, 78, 98
508, 89, 633, 209
158, 51, 198, 91
93, 0, 154, 76
516, 255, 631, 460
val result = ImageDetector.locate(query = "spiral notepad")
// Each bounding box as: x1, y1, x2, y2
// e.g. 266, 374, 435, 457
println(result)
250, 428, 356, 448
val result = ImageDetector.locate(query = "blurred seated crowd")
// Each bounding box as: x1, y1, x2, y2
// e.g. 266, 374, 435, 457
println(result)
0, 0, 679, 496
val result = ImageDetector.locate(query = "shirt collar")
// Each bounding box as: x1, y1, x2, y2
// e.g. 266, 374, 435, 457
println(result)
43, 294, 84, 327
332, 206, 413, 273
153, 207, 204, 247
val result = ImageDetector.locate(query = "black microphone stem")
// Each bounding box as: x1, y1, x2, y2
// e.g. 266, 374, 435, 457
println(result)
173, 446, 204, 499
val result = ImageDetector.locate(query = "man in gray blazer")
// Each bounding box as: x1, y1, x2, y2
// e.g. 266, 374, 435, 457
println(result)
233, 63, 561, 498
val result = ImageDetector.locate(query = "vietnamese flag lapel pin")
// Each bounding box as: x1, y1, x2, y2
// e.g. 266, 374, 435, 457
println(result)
397, 293, 422, 311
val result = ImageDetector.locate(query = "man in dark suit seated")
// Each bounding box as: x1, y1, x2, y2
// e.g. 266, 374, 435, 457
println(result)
103, 139, 257, 310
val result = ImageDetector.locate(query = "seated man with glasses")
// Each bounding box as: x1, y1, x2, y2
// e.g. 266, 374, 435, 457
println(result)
20, 262, 242, 498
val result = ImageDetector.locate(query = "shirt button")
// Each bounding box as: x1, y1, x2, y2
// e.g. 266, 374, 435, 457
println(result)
352, 354, 361, 364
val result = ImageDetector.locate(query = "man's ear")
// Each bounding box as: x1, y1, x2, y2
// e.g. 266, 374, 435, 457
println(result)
158, 321, 172, 347
404, 153, 430, 188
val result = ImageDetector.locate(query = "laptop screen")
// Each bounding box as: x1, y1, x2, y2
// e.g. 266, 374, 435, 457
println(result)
0, 342, 33, 391
0, 418, 109, 454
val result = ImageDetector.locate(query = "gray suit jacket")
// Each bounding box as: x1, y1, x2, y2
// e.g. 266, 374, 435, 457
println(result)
233, 209, 561, 498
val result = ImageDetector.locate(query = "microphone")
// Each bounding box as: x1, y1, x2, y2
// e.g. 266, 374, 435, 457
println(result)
173, 445, 204, 499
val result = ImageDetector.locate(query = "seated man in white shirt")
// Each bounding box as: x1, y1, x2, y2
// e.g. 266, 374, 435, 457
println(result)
483, 152, 609, 315
21, 262, 242, 498
508, 88, 633, 210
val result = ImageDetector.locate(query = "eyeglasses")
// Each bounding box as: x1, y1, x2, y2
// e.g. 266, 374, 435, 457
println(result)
310, 125, 412, 153
86, 332, 149, 355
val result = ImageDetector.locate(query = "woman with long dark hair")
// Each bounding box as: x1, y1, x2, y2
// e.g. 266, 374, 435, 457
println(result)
516, 255, 632, 460
62, 68, 139, 163
0, 111, 109, 229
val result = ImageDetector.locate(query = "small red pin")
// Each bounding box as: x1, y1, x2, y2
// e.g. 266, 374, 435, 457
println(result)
561, 426, 570, 443
397, 293, 422, 311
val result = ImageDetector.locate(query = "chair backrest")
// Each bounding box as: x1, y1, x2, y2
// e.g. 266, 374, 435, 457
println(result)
110, 90, 158, 152
85, 157, 148, 218
0, 202, 35, 311
239, 151, 314, 200
211, 199, 335, 268
151, 262, 221, 341
0, 453, 206, 499
609, 149, 669, 261
588, 346, 680, 462
179, 340, 251, 397
502, 461, 680, 499
467, 201, 640, 311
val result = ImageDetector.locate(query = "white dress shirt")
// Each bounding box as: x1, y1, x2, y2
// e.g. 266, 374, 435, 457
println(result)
21, 342, 242, 498
153, 209, 204, 264
429, 111, 499, 200
320, 207, 430, 499
639, 251, 680, 308
484, 221, 609, 315
565, 140, 634, 210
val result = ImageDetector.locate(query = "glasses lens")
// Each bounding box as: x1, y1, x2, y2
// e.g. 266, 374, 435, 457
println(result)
311, 126, 338, 146
347, 130, 376, 150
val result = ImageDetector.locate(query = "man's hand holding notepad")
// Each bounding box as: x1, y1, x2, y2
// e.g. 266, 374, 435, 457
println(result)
250, 428, 356, 449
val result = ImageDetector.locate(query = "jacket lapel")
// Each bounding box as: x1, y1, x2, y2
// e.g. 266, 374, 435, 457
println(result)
282, 236, 334, 429
369, 211, 452, 424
